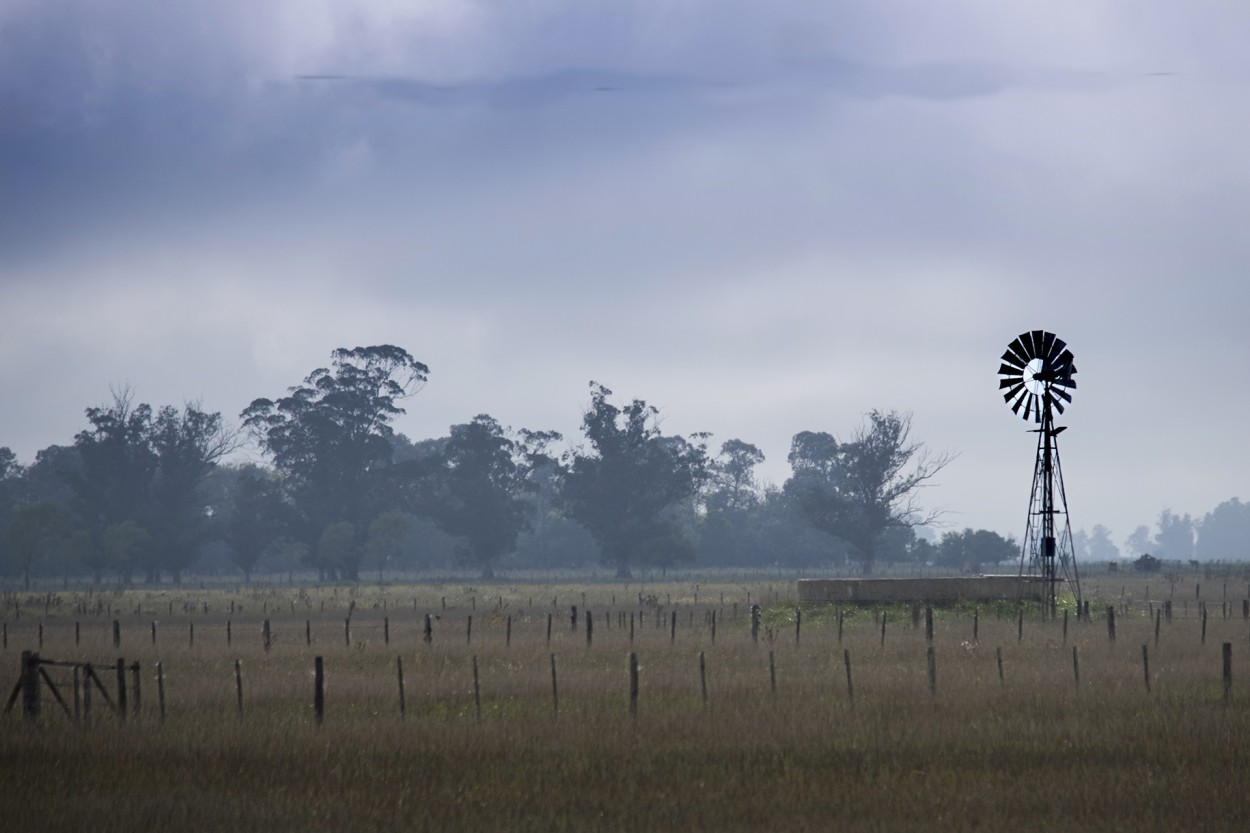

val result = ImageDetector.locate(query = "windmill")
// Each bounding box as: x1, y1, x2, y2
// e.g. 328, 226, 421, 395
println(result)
998, 330, 1082, 616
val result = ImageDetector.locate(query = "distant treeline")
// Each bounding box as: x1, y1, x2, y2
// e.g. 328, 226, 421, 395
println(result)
1, 345, 1245, 587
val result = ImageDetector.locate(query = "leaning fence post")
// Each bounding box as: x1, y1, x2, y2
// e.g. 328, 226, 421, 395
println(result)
314, 656, 324, 725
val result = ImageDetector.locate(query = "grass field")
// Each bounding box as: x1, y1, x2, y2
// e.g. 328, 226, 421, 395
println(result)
3, 575, 1250, 832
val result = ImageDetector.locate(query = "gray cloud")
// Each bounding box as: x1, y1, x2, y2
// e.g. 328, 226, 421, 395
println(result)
2, 1, 1249, 544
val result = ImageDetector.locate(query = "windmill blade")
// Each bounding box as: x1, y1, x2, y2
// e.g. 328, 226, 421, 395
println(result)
1052, 386, 1073, 403
1007, 338, 1032, 367
1011, 391, 1026, 415
995, 352, 1025, 370
1002, 383, 1026, 404
1046, 335, 1067, 362
998, 361, 1025, 378
1000, 379, 1025, 395
1051, 348, 1076, 374
1023, 393, 1035, 422
1028, 330, 1047, 359
1051, 397, 1066, 415
1039, 331, 1057, 361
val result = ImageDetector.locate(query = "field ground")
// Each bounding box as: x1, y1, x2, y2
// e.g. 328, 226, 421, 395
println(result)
3, 574, 1250, 832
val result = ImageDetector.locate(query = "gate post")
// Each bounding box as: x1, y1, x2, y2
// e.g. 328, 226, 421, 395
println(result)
21, 651, 41, 721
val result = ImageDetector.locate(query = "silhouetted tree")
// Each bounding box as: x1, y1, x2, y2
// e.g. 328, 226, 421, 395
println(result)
2, 500, 74, 589
241, 345, 428, 579
935, 528, 1015, 572
1198, 498, 1250, 561
1154, 509, 1194, 561
420, 416, 560, 578
784, 411, 952, 575
561, 383, 708, 578
220, 466, 291, 582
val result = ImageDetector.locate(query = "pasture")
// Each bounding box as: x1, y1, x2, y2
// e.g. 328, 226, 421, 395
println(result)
3, 573, 1250, 832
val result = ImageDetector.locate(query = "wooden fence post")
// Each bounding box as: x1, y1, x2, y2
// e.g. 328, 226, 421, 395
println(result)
880, 611, 887, 647
927, 646, 936, 696
750, 605, 760, 643
795, 608, 802, 647
112, 620, 121, 648
131, 661, 141, 717
314, 656, 324, 725
973, 609, 979, 643
506, 615, 512, 648
424, 614, 433, 645
20, 650, 40, 721
586, 611, 593, 648
550, 654, 559, 716
1072, 646, 1080, 690
1106, 606, 1116, 642
384, 617, 390, 646
466, 616, 473, 645
699, 651, 708, 706
843, 649, 854, 703
116, 658, 127, 723
234, 659, 243, 719
996, 646, 1004, 686
768, 650, 777, 697
925, 607, 934, 643
156, 661, 166, 723
1142, 645, 1151, 693
472, 655, 481, 720
151, 621, 157, 645
396, 656, 405, 718
629, 652, 639, 718
1223, 642, 1232, 705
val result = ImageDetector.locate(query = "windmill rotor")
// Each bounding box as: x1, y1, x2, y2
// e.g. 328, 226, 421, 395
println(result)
997, 329, 1077, 422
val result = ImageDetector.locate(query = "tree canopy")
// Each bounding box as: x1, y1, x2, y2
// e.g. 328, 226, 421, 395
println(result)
241, 345, 428, 579
561, 383, 708, 578
784, 410, 951, 575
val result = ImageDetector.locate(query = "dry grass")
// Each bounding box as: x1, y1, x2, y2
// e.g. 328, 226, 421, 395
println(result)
3, 576, 1250, 832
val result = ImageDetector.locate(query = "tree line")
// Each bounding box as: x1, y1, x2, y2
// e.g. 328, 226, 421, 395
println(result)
2, 344, 1241, 588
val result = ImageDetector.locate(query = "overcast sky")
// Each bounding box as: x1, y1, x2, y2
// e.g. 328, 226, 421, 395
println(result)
2, 1, 1248, 550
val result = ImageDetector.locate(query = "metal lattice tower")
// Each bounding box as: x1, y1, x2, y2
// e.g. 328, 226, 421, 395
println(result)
998, 330, 1082, 616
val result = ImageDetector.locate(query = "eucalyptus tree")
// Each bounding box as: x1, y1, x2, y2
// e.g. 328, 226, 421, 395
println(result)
241, 345, 428, 579
784, 410, 952, 575
419, 415, 560, 579
561, 383, 708, 578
